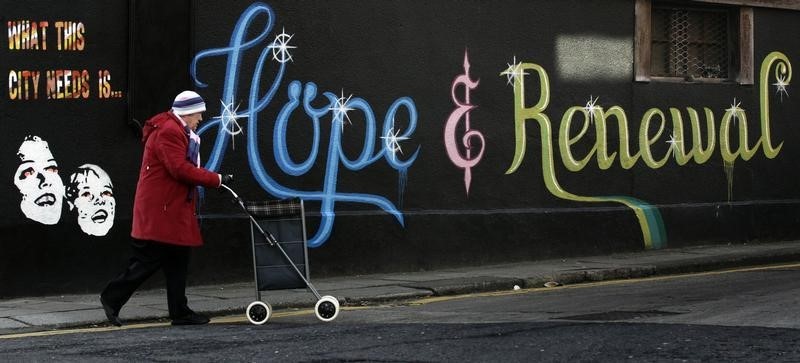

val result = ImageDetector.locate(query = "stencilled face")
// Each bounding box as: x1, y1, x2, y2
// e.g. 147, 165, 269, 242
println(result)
67, 165, 115, 236
14, 136, 65, 225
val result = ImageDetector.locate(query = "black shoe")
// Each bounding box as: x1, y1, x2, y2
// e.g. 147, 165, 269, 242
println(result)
171, 312, 210, 326
100, 296, 123, 327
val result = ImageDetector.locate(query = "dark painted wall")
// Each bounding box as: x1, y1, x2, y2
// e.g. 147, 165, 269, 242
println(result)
131, 0, 193, 126
1, 0, 798, 298
1, 1, 134, 297
0, 0, 195, 297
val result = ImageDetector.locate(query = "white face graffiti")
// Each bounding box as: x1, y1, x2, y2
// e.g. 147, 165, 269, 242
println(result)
14, 136, 65, 225
67, 164, 115, 236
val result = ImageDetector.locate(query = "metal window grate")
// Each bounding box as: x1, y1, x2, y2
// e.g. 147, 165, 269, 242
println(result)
651, 6, 729, 79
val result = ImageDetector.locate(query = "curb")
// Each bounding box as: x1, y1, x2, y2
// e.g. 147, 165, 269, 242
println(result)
3, 242, 800, 335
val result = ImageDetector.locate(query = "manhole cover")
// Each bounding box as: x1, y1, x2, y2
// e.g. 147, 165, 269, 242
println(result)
556, 310, 682, 321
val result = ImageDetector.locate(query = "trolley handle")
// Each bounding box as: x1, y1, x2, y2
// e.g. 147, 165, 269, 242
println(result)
220, 184, 279, 246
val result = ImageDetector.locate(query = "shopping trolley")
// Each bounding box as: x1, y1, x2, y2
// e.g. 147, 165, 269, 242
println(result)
220, 184, 340, 325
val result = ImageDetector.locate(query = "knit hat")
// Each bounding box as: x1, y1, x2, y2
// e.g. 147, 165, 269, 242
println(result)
172, 90, 206, 115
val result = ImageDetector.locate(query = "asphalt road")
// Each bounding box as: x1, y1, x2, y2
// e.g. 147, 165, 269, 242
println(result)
2, 263, 799, 362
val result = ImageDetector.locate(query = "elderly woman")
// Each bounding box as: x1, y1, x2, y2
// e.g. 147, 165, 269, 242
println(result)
100, 91, 232, 327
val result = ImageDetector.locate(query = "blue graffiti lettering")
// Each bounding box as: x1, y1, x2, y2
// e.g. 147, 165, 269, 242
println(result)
191, 2, 419, 247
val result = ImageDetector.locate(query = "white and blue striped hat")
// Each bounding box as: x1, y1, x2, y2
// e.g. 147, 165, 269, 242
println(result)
172, 90, 206, 115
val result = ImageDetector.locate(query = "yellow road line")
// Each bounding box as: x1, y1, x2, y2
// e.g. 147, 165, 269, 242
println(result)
409, 262, 800, 305
213, 305, 376, 324
2, 262, 797, 339
0, 321, 170, 340
0, 306, 373, 340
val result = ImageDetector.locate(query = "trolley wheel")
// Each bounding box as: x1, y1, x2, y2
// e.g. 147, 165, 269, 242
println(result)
314, 295, 340, 322
246, 301, 272, 325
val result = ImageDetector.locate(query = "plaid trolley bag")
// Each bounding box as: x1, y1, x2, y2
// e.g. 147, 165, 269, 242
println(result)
244, 199, 309, 291
219, 184, 340, 325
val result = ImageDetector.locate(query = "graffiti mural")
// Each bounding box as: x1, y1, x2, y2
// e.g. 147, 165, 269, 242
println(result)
191, 3, 419, 248
2, 0, 800, 297
14, 135, 65, 225
188, 2, 794, 251
444, 50, 484, 195
12, 135, 116, 235
65, 164, 115, 236
498, 51, 791, 250
5, 8, 125, 238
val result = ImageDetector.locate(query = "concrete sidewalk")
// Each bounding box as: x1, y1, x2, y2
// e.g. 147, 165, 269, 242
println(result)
2, 240, 800, 334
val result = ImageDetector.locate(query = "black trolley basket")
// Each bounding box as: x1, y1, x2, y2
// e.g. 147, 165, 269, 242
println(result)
220, 184, 340, 324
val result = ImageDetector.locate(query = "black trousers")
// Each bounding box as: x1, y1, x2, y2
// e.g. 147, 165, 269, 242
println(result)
101, 239, 193, 319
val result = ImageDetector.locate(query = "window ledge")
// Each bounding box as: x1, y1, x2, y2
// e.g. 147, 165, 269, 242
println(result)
647, 76, 739, 84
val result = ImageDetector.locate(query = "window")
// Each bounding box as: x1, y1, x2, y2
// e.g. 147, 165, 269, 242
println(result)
635, 0, 753, 84
651, 6, 730, 79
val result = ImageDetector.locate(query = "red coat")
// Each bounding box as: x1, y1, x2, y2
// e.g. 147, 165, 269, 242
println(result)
131, 111, 220, 246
